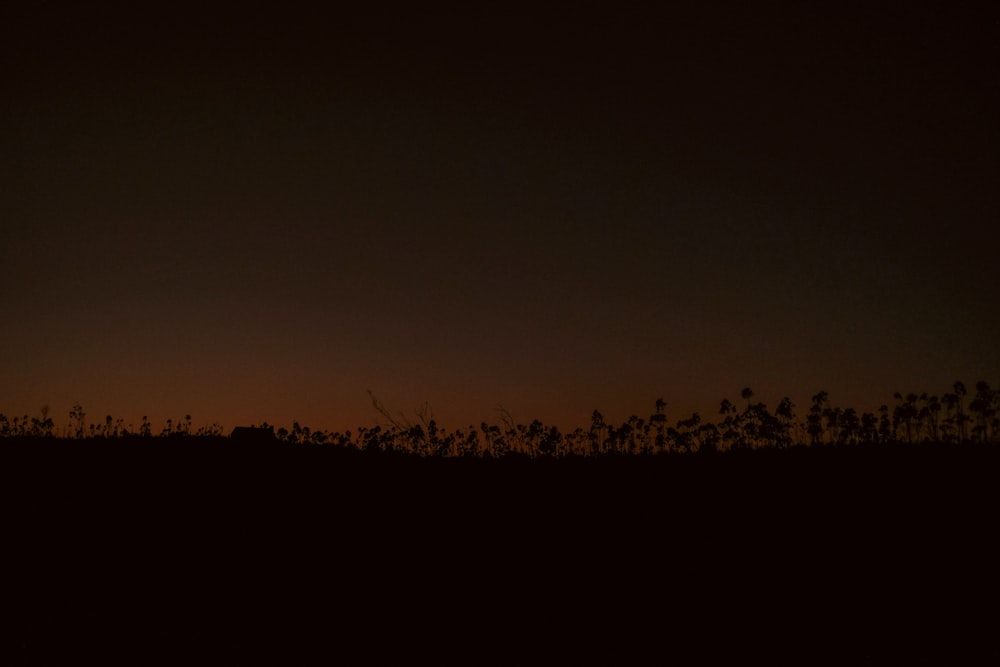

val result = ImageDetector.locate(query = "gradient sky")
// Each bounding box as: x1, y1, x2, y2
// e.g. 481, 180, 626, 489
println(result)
3, 2, 998, 434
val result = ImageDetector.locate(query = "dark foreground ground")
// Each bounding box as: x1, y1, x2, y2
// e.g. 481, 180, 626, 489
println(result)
4, 440, 999, 663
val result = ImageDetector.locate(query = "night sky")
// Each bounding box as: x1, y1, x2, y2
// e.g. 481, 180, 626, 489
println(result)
3, 2, 998, 434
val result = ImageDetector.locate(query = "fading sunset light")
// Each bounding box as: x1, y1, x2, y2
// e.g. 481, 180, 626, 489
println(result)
1, 3, 997, 436
5, 7, 1000, 664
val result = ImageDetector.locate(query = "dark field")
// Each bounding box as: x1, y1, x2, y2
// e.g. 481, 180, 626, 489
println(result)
6, 439, 999, 662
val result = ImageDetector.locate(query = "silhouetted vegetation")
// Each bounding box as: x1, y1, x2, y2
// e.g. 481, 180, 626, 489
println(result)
3, 379, 998, 458
8, 381, 1000, 665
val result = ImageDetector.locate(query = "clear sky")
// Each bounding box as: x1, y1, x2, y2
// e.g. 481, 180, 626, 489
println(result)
2, 2, 998, 433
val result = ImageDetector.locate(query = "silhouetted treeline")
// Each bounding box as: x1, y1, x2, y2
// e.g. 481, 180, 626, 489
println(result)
3, 380, 998, 457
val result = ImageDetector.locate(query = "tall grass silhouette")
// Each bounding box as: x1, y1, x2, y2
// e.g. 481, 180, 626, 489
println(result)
4, 379, 997, 456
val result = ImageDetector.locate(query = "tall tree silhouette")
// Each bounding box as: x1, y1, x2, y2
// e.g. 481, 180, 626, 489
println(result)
877, 404, 892, 443
775, 397, 796, 447
921, 395, 942, 442
892, 393, 919, 443
718, 399, 739, 450
969, 381, 998, 443
953, 381, 969, 441
807, 392, 829, 446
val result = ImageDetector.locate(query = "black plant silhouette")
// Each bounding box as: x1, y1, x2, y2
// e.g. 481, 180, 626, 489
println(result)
4, 379, 999, 457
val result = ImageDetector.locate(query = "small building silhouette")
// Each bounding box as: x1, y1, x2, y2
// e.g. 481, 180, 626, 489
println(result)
230, 425, 278, 444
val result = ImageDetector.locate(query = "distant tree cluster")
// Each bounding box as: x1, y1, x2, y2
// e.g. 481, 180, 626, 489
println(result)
2, 381, 998, 457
